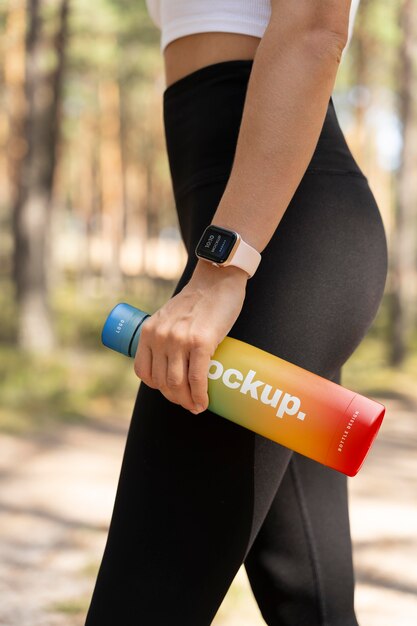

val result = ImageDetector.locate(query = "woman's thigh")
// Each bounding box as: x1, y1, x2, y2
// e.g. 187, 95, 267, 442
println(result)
244, 369, 360, 626
84, 169, 387, 626
245, 449, 359, 626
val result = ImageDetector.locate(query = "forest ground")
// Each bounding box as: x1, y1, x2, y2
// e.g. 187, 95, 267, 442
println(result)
1, 386, 416, 626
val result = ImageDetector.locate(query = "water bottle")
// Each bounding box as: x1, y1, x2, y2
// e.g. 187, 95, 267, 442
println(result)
101, 302, 385, 476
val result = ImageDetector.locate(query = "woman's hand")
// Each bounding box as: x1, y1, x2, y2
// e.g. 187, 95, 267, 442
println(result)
133, 261, 248, 414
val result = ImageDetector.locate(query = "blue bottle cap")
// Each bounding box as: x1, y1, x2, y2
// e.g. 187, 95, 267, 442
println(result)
101, 302, 150, 357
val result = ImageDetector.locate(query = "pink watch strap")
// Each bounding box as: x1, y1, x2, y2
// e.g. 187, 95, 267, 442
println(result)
230, 236, 262, 278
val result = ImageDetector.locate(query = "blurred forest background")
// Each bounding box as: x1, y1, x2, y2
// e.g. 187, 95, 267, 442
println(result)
0, 0, 416, 429
0, 1, 417, 625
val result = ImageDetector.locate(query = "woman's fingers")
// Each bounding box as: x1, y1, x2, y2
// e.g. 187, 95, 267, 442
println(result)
151, 348, 168, 391
187, 339, 212, 412
133, 329, 156, 388
134, 321, 212, 413
164, 347, 196, 410
165, 347, 185, 391
162, 343, 211, 413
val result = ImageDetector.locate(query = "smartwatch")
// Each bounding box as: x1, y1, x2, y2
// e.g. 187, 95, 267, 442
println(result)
195, 224, 261, 278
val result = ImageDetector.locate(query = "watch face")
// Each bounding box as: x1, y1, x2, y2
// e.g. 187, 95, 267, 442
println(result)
195, 226, 237, 264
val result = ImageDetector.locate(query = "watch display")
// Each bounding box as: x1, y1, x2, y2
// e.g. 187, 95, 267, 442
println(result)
195, 226, 237, 264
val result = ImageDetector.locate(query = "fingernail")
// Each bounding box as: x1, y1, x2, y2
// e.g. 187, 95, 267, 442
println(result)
191, 405, 204, 414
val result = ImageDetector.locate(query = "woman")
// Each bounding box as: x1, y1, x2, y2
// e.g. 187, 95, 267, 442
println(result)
85, 1, 388, 624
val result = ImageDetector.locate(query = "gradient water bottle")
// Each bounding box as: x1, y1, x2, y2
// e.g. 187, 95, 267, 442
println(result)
102, 302, 385, 476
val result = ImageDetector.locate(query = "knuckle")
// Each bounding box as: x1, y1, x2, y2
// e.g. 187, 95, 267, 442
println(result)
137, 372, 154, 388
154, 326, 169, 343
167, 328, 187, 345
166, 375, 183, 388
152, 373, 163, 388
189, 331, 211, 350
188, 370, 204, 384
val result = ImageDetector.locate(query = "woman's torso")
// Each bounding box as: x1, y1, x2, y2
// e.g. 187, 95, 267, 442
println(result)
145, 0, 360, 88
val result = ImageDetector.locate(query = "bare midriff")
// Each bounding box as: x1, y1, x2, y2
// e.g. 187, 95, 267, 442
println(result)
163, 32, 262, 88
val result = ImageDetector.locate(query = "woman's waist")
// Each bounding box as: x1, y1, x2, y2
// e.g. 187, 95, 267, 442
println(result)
163, 60, 365, 199
163, 34, 261, 89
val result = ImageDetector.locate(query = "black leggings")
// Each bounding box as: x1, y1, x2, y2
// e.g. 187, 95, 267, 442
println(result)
85, 60, 388, 626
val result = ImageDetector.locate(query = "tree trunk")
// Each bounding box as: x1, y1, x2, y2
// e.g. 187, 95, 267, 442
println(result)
4, 1, 26, 220
350, 0, 371, 163
12, 0, 70, 352
388, 0, 417, 365
98, 78, 124, 293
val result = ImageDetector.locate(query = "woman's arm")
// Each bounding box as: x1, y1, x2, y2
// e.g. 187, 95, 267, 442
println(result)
134, 1, 352, 414
192, 0, 352, 279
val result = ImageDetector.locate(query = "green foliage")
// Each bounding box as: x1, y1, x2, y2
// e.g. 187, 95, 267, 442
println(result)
0, 341, 137, 434
68, 0, 160, 81
363, 0, 401, 48
47, 596, 90, 616
0, 277, 174, 434
349, 0, 401, 90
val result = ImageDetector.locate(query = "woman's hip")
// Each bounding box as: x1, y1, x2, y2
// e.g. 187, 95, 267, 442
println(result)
171, 171, 387, 378
164, 59, 388, 372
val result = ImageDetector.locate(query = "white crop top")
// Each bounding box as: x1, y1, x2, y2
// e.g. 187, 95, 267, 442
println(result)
145, 0, 360, 54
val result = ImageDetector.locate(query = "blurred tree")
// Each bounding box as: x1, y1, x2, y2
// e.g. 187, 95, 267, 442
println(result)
349, 0, 372, 156
389, 0, 417, 365
11, 0, 70, 351
51, 0, 166, 292
98, 78, 124, 290
345, 0, 417, 364
1, 0, 415, 359
3, 1, 26, 211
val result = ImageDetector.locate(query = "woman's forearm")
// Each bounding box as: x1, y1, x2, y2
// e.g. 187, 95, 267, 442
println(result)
192, 4, 351, 282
